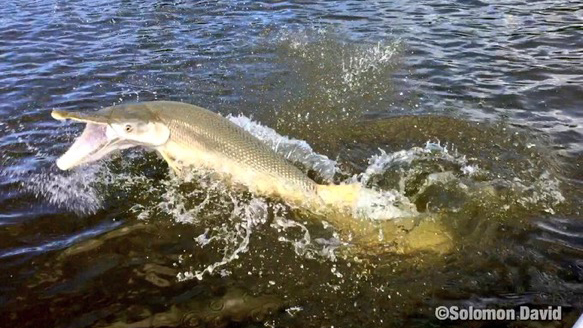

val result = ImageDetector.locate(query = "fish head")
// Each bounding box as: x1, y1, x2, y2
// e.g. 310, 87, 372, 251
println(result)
51, 103, 170, 170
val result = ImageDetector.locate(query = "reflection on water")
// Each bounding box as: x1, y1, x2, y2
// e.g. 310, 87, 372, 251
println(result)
0, 0, 582, 327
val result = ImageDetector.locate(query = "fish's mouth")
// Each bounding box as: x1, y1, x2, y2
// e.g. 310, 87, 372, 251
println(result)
52, 109, 130, 170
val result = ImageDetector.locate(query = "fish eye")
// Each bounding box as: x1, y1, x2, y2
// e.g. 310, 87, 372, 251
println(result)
125, 124, 133, 133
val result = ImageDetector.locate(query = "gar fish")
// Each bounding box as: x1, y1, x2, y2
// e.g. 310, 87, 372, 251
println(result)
52, 102, 360, 209
52, 101, 435, 248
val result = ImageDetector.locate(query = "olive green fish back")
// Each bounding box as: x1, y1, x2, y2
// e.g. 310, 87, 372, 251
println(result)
145, 101, 317, 193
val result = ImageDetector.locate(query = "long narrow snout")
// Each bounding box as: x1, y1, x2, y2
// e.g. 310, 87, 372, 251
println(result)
51, 110, 112, 124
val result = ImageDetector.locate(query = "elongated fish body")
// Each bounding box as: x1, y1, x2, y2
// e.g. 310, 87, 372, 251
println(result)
147, 102, 320, 205
51, 100, 348, 209
53, 101, 453, 254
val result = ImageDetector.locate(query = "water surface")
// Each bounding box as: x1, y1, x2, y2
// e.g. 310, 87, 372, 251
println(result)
0, 1, 582, 327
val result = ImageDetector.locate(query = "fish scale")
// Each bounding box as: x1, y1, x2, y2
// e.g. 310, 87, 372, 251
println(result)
147, 101, 317, 194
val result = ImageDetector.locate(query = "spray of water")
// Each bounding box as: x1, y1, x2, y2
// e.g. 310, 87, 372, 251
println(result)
228, 114, 339, 182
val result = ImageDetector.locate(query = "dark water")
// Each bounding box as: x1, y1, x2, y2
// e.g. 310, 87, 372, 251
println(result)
1, 1, 582, 327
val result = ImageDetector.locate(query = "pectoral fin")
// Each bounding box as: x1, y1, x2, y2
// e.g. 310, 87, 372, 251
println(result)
158, 149, 183, 176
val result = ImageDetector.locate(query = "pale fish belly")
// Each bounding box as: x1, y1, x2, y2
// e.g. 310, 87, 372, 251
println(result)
156, 140, 321, 207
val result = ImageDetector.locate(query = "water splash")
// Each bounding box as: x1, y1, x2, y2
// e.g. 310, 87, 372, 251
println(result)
273, 30, 403, 126
341, 41, 400, 90
177, 197, 269, 281
228, 114, 339, 181
17, 164, 107, 215
272, 214, 313, 257
278, 32, 401, 91
356, 141, 473, 187
503, 171, 565, 214
353, 187, 418, 221
8, 112, 566, 281
352, 141, 565, 216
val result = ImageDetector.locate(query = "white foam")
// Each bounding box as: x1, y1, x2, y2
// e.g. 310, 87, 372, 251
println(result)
357, 141, 468, 186
514, 171, 566, 214
353, 187, 418, 221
